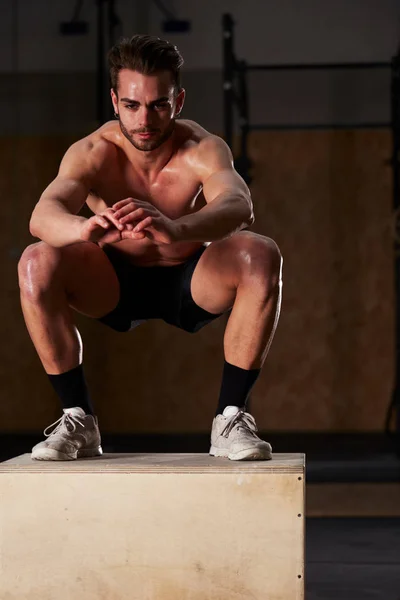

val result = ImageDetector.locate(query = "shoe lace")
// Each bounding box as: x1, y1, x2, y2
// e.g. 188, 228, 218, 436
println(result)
221, 410, 258, 438
43, 413, 85, 438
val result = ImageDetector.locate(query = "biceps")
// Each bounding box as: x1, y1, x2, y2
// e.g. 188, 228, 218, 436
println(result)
202, 169, 250, 203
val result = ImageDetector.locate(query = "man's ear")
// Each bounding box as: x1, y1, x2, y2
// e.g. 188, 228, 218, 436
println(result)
175, 88, 186, 117
111, 88, 119, 116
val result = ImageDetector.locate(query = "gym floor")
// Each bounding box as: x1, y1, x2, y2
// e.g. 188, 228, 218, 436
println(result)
306, 518, 400, 600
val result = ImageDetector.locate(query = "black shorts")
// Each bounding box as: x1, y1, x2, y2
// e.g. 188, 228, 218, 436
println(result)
98, 245, 225, 334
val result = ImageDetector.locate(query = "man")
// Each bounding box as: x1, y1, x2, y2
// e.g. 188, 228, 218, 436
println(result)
18, 34, 282, 462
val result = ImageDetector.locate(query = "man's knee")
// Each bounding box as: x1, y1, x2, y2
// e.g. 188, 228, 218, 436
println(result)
234, 232, 283, 293
18, 242, 63, 298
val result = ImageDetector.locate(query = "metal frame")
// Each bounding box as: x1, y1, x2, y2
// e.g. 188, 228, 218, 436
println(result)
223, 13, 400, 448
96, 0, 120, 124
222, 13, 235, 152
386, 50, 400, 449
246, 61, 390, 71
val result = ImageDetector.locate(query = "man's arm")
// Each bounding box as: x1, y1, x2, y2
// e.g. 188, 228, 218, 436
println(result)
175, 136, 254, 243
30, 139, 108, 247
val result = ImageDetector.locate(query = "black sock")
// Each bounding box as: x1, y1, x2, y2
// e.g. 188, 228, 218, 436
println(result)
47, 364, 95, 416
216, 360, 261, 416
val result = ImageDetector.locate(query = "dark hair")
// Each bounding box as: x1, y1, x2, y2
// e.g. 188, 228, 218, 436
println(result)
108, 34, 184, 94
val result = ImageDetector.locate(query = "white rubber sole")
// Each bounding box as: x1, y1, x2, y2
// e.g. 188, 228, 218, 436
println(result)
209, 445, 272, 461
31, 445, 103, 461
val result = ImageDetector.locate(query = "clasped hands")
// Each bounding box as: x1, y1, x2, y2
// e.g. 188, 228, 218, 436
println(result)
81, 198, 180, 245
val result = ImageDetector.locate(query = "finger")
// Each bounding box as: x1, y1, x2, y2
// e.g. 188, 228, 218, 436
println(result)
119, 207, 147, 224
112, 198, 132, 210
112, 197, 137, 211
102, 208, 124, 228
101, 209, 124, 230
114, 198, 154, 212
94, 215, 110, 229
113, 202, 136, 219
122, 229, 146, 240
133, 216, 152, 233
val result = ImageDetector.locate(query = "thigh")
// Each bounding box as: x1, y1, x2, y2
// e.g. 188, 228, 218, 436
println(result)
62, 242, 120, 318
190, 231, 277, 314
190, 238, 241, 315
20, 241, 120, 318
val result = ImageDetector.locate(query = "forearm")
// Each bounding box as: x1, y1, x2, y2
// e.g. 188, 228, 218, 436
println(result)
30, 198, 86, 247
175, 193, 254, 242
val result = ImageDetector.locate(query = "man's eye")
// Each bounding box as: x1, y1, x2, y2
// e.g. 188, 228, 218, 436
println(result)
154, 103, 168, 110
126, 105, 138, 110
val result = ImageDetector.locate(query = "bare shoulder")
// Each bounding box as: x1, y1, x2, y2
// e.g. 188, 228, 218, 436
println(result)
195, 134, 233, 165
177, 120, 233, 178
178, 120, 233, 168
176, 119, 212, 141
59, 121, 119, 179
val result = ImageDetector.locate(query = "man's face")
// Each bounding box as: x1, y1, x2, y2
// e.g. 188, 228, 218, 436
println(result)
111, 69, 185, 152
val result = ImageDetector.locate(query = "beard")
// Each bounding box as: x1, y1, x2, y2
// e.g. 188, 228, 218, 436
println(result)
118, 117, 175, 152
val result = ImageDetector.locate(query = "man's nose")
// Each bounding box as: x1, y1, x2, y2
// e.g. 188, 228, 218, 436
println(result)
139, 107, 152, 127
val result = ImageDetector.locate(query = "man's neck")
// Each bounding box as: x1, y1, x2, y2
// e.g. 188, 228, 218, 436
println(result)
122, 132, 176, 183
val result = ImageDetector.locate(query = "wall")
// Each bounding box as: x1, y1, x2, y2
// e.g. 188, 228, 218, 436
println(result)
1, 0, 398, 72
0, 0, 398, 134
0, 2, 396, 433
150, 0, 400, 68
0, 130, 393, 433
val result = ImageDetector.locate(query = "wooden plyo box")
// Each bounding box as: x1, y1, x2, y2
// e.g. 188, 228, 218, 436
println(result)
0, 453, 305, 600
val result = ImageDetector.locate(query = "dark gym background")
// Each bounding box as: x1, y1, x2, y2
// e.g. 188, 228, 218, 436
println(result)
1, 2, 400, 598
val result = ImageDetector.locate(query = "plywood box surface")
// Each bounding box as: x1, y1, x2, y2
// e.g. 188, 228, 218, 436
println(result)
0, 453, 305, 599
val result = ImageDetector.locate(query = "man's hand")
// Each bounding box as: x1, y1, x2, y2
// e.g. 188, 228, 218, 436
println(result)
79, 208, 124, 244
112, 198, 180, 245
79, 208, 145, 245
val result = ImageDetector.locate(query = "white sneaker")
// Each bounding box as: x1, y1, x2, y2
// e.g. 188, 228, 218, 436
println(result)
31, 407, 103, 461
210, 406, 272, 461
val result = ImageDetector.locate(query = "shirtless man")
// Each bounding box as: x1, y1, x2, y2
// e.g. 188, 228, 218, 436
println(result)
18, 34, 282, 461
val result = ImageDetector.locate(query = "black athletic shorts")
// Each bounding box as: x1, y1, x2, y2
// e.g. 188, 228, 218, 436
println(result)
98, 244, 225, 334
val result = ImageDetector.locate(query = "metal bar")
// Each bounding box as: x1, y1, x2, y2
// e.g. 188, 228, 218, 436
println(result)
106, 0, 121, 121
108, 0, 116, 45
248, 122, 390, 131
389, 50, 400, 447
222, 13, 235, 150
243, 61, 390, 72
238, 61, 249, 157
236, 60, 251, 183
96, 0, 106, 124
230, 89, 241, 105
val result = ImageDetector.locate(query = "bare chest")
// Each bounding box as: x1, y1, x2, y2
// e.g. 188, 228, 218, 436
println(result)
88, 161, 204, 219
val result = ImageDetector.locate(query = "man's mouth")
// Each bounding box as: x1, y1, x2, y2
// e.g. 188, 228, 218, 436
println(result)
136, 131, 157, 138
